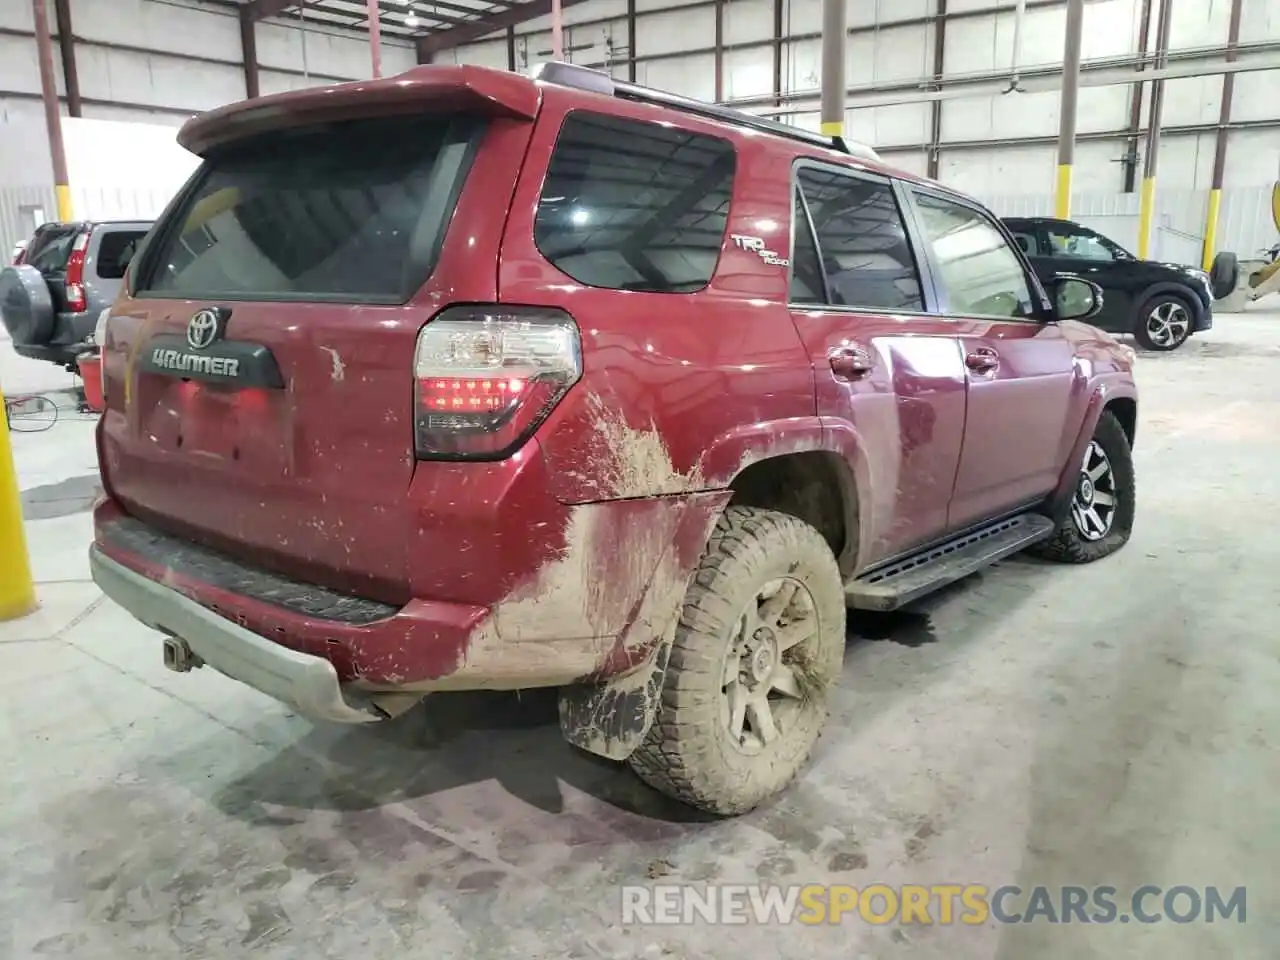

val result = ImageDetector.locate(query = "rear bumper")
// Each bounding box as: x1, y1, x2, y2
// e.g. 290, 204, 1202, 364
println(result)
91, 490, 727, 717
90, 548, 381, 723
12, 342, 79, 367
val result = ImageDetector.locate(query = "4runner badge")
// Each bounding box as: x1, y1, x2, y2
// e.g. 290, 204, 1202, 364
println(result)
731, 233, 790, 268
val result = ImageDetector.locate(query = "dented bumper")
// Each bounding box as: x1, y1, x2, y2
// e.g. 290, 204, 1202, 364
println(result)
90, 482, 728, 711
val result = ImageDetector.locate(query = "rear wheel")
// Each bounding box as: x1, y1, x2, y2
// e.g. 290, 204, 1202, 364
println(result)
628, 507, 845, 816
1133, 294, 1193, 351
1030, 411, 1135, 564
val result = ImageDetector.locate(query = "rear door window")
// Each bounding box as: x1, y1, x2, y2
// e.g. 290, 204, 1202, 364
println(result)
135, 115, 487, 303
533, 111, 735, 293
95, 229, 148, 280
793, 166, 924, 311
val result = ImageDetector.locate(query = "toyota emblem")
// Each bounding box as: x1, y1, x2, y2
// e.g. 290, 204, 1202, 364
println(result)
186, 309, 221, 350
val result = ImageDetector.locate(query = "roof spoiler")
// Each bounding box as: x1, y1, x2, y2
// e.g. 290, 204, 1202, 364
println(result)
178, 65, 541, 156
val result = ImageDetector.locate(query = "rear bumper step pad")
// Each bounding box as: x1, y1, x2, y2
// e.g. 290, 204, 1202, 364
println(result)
90, 547, 382, 723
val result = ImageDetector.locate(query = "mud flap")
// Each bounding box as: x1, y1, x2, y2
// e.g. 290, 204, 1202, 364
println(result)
558, 639, 671, 761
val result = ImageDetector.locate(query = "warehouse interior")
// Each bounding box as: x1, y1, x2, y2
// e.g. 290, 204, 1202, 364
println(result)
1, 0, 1278, 956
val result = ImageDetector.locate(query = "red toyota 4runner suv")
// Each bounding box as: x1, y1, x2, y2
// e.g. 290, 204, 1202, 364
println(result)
90, 62, 1137, 815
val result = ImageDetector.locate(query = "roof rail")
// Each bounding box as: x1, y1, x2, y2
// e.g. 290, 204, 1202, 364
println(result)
531, 61, 882, 164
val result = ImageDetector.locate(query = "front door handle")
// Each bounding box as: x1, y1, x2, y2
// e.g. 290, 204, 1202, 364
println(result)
828, 345, 874, 381
965, 346, 1000, 374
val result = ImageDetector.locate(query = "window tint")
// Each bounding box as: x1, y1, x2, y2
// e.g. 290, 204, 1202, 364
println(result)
789, 192, 825, 304
534, 112, 735, 293
138, 115, 485, 302
1045, 225, 1115, 261
913, 193, 1034, 319
795, 168, 922, 311
95, 230, 148, 280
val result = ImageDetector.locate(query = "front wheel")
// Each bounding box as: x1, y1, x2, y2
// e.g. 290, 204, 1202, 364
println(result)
628, 507, 846, 816
1134, 294, 1193, 351
1030, 410, 1135, 564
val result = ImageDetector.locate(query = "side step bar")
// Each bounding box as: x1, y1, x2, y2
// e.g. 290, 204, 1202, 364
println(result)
846, 514, 1055, 612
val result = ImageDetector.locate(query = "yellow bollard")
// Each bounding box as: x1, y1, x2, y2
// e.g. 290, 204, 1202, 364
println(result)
0, 387, 36, 621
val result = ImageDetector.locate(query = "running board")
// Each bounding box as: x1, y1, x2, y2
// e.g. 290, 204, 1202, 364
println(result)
846, 514, 1055, 612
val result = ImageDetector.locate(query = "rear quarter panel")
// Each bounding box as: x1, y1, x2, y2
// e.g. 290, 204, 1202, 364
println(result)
495, 85, 817, 505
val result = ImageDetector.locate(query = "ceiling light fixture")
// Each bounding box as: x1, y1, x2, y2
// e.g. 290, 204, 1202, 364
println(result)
405, 9, 420, 26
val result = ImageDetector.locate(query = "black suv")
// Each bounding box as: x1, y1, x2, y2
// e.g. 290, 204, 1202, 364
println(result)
1003, 216, 1215, 351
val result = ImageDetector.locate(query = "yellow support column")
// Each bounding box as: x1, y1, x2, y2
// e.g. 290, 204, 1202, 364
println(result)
1055, 164, 1073, 219
55, 184, 73, 222
0, 388, 37, 621
1137, 176, 1157, 260
1201, 188, 1222, 271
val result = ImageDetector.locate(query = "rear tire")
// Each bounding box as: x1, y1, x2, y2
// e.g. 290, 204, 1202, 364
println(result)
628, 506, 846, 816
1133, 293, 1193, 351
1030, 411, 1135, 564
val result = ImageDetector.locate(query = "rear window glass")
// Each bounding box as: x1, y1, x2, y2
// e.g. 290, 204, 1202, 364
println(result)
25, 225, 79, 274
534, 111, 735, 294
95, 229, 148, 280
136, 115, 486, 303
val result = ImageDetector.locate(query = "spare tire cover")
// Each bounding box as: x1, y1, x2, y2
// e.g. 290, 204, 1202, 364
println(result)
1210, 251, 1239, 301
0, 264, 56, 345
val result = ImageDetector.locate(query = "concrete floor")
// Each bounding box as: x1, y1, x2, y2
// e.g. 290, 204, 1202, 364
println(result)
3, 307, 1279, 959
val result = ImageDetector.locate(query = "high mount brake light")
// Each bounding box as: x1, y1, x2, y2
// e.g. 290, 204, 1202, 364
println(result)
413, 306, 582, 460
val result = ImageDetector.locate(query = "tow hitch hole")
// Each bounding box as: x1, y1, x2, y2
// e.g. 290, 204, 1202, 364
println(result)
162, 637, 202, 673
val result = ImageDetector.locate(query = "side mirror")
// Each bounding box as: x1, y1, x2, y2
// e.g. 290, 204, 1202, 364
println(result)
1053, 274, 1104, 321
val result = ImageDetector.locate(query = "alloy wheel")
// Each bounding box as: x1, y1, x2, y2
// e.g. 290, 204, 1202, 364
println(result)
720, 577, 820, 754
1145, 301, 1191, 348
1071, 440, 1118, 541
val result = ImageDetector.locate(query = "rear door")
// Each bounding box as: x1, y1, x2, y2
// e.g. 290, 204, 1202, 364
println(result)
786, 163, 967, 565
100, 110, 532, 602
908, 190, 1076, 529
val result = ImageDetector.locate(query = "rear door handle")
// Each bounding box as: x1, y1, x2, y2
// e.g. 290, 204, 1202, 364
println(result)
965, 346, 1000, 374
828, 345, 874, 381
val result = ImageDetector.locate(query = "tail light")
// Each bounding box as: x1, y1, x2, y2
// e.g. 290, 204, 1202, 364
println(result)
65, 229, 90, 313
13, 245, 26, 265
413, 306, 581, 460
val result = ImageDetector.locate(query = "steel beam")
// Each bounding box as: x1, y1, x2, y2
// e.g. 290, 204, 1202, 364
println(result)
1136, 0, 1173, 258
239, 7, 261, 98
819, 0, 846, 136
927, 0, 946, 178
1054, 0, 1084, 218
52, 0, 80, 117
1202, 0, 1243, 269
418, 0, 595, 57
1120, 0, 1152, 191
32, 0, 72, 221
626, 0, 637, 81
713, 0, 724, 100
736, 44, 1280, 112
771, 0, 783, 116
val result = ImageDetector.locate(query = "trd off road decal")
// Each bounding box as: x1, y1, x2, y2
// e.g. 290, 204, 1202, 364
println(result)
731, 234, 790, 268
